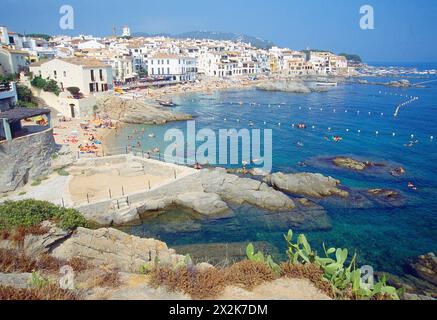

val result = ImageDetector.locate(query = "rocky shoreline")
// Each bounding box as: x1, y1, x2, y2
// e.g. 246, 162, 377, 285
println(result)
96, 95, 192, 125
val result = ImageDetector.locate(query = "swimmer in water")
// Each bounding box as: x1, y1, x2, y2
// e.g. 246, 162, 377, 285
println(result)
408, 182, 417, 191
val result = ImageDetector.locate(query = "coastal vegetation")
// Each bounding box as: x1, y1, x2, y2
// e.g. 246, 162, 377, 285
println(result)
30, 76, 61, 96
149, 230, 400, 300
0, 200, 89, 232
16, 85, 37, 108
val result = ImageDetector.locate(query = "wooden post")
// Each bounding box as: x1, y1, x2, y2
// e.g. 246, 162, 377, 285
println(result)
117, 199, 120, 210
148, 180, 151, 190
86, 194, 90, 204
122, 186, 125, 196
174, 169, 177, 179
125, 146, 128, 154
109, 188, 112, 199
61, 198, 65, 208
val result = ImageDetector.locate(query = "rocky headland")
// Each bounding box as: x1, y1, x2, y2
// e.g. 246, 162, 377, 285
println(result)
96, 95, 192, 125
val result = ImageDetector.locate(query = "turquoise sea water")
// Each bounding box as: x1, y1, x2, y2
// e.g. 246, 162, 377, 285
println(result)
108, 65, 437, 276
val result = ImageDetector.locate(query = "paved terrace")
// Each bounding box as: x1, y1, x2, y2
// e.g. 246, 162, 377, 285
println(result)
4, 154, 197, 209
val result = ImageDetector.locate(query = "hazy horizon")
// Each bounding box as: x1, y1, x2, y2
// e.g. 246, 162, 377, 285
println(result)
1, 0, 437, 63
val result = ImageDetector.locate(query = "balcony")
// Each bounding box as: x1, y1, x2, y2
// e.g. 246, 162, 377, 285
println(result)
0, 82, 17, 101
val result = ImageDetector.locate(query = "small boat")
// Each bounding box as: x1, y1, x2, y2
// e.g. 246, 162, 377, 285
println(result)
158, 100, 177, 107
148, 134, 156, 138
315, 82, 338, 87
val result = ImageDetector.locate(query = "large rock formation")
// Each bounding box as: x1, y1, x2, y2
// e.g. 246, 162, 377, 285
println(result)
138, 168, 295, 217
0, 128, 56, 193
96, 95, 191, 124
264, 172, 349, 198
199, 168, 295, 211
52, 227, 185, 273
0, 221, 71, 256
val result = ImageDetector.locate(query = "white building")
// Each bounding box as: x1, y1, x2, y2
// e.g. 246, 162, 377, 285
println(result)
122, 26, 131, 37
147, 54, 197, 81
77, 40, 105, 50
29, 57, 113, 95
0, 48, 29, 75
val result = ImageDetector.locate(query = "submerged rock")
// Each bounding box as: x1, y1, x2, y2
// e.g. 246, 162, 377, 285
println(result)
332, 157, 379, 171
319, 188, 406, 209
174, 241, 280, 266
264, 172, 349, 198
409, 253, 437, 286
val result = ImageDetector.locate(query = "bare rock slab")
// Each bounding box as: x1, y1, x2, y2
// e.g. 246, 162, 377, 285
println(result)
52, 228, 184, 273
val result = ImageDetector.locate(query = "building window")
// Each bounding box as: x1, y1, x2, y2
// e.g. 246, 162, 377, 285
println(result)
99, 69, 104, 81
90, 70, 95, 81
151, 68, 154, 75
89, 83, 94, 92
63, 71, 67, 77
53, 70, 57, 79
167, 67, 170, 74
167, 60, 170, 65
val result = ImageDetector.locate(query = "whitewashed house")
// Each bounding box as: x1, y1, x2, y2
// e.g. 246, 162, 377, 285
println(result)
29, 57, 113, 95
147, 54, 197, 81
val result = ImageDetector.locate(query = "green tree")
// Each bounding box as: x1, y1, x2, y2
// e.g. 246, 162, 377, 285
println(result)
43, 79, 61, 96
30, 76, 47, 89
16, 85, 33, 102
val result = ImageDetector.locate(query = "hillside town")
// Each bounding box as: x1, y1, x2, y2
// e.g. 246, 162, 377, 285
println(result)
1, 25, 355, 91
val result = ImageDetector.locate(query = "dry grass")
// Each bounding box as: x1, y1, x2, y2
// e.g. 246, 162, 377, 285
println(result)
0, 249, 91, 274
225, 260, 276, 290
0, 285, 82, 300
93, 269, 122, 288
151, 260, 277, 300
8, 225, 49, 245
68, 257, 90, 273
280, 263, 335, 298
0, 249, 36, 273
151, 266, 227, 300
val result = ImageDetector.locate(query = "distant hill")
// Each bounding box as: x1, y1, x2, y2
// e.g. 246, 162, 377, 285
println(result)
132, 31, 275, 49
338, 53, 362, 63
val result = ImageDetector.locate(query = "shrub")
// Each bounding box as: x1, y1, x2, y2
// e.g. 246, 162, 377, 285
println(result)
66, 87, 80, 95
66, 87, 82, 98
43, 79, 60, 96
280, 262, 334, 298
55, 168, 70, 176
30, 76, 46, 89
0, 249, 36, 273
29, 271, 50, 289
0, 285, 82, 300
31, 180, 41, 187
0, 199, 89, 232
151, 266, 227, 300
225, 260, 276, 290
93, 269, 122, 288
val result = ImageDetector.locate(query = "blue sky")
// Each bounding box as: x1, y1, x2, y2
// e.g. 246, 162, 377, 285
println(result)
1, 0, 436, 62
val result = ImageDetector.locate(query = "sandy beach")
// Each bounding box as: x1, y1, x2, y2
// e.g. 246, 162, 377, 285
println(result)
52, 114, 116, 157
